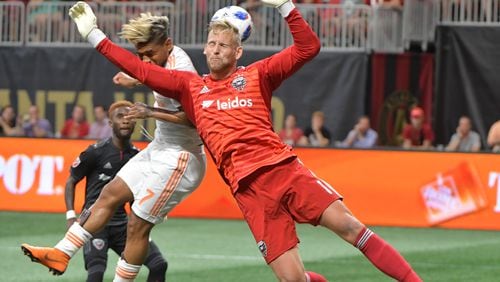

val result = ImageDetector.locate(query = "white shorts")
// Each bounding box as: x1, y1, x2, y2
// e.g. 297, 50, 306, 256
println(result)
117, 142, 206, 224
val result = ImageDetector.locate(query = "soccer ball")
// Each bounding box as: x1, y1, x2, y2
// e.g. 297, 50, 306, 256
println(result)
211, 6, 252, 42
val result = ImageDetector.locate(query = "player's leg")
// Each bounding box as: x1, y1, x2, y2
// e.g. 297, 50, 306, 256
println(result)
286, 158, 421, 281
268, 248, 327, 282
111, 148, 205, 281
319, 201, 421, 281
21, 177, 133, 275
54, 176, 133, 257
83, 228, 110, 282
82, 177, 134, 233
113, 211, 154, 282
234, 164, 321, 282
143, 240, 168, 282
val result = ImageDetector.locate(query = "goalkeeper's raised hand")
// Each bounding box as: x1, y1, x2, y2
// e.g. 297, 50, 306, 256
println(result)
68, 1, 97, 39
69, 1, 106, 47
260, 0, 295, 17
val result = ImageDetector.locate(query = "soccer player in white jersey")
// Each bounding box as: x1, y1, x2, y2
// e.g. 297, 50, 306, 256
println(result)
21, 13, 206, 282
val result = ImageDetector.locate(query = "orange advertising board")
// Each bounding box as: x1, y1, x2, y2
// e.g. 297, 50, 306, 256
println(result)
1, 138, 499, 230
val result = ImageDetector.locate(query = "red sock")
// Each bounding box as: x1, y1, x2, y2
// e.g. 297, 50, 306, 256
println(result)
305, 271, 327, 282
354, 227, 422, 282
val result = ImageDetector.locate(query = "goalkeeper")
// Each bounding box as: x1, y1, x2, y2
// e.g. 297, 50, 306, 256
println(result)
22, 1, 422, 281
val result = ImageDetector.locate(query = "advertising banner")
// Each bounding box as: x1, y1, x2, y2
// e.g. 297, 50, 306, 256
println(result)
0, 138, 499, 230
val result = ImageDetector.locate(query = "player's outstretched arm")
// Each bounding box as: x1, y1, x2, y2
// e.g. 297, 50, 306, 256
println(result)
68, 2, 190, 102
125, 102, 193, 127
258, 0, 321, 91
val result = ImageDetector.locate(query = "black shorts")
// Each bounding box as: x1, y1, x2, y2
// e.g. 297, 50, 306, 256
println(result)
83, 224, 127, 269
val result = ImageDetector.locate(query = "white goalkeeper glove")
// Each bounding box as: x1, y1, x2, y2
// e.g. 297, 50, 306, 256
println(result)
261, 0, 295, 17
69, 2, 97, 39
69, 2, 106, 47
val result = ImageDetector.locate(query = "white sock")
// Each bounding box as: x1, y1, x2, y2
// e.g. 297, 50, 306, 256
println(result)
305, 272, 311, 282
54, 222, 92, 257
113, 257, 141, 282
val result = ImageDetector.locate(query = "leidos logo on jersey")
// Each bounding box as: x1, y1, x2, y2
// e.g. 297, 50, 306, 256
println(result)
201, 100, 214, 109
202, 96, 253, 110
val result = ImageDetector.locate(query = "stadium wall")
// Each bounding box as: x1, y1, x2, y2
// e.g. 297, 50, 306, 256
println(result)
0, 47, 368, 142
0, 138, 499, 230
435, 26, 500, 147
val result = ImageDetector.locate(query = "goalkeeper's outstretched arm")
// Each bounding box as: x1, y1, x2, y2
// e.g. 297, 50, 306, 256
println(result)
68, 2, 191, 104
257, 0, 321, 92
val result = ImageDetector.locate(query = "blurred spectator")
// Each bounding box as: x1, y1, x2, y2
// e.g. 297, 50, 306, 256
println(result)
239, 0, 264, 45
0, 105, 23, 137
445, 116, 481, 152
278, 114, 304, 146
28, 0, 66, 42
487, 120, 500, 153
299, 111, 331, 147
402, 106, 434, 150
61, 105, 89, 139
371, 0, 403, 8
23, 104, 53, 138
87, 105, 112, 140
341, 116, 378, 148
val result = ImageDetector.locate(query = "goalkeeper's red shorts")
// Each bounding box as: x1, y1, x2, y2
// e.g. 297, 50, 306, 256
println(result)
235, 157, 342, 264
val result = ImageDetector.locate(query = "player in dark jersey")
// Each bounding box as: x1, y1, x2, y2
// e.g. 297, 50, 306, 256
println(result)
64, 100, 167, 282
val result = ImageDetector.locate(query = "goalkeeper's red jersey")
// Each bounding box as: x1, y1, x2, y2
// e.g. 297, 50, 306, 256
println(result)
96, 9, 320, 192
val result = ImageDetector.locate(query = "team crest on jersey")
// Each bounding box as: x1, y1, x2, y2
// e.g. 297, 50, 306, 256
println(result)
231, 75, 246, 91
257, 240, 267, 257
92, 238, 105, 250
72, 157, 81, 168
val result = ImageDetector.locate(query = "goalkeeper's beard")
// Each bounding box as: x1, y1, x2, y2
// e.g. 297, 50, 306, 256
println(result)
207, 57, 235, 76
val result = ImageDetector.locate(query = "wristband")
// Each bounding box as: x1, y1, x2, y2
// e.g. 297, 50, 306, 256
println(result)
88, 28, 106, 48
66, 210, 77, 220
278, 1, 295, 17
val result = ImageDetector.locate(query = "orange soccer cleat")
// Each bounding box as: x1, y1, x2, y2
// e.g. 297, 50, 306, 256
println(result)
21, 244, 70, 275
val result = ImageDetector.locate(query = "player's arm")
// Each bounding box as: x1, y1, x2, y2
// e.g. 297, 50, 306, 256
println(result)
65, 147, 95, 229
69, 2, 190, 101
257, 0, 321, 95
64, 175, 80, 229
113, 72, 141, 88
125, 102, 193, 127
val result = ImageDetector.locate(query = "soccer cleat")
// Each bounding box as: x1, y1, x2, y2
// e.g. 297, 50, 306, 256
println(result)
21, 244, 70, 275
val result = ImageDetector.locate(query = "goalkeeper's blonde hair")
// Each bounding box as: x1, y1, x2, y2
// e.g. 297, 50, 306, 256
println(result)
119, 13, 170, 45
208, 20, 241, 46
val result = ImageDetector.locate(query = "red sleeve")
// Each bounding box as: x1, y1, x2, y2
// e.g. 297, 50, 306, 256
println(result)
423, 124, 435, 142
81, 123, 89, 138
95, 39, 192, 102
254, 8, 321, 102
402, 125, 411, 139
61, 120, 70, 137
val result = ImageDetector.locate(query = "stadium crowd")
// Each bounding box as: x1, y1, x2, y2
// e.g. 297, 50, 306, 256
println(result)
1, 103, 498, 152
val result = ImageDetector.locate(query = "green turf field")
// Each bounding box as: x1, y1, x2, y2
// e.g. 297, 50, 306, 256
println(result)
1, 212, 499, 281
